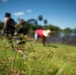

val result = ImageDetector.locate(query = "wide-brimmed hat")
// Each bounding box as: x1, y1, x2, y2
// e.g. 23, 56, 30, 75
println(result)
42, 29, 51, 37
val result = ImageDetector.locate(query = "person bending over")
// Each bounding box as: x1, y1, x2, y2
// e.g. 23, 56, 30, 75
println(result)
34, 29, 51, 46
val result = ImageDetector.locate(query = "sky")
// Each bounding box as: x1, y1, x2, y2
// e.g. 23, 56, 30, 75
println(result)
0, 0, 76, 29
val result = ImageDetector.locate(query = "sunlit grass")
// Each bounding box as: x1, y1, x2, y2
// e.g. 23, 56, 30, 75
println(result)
0, 35, 76, 75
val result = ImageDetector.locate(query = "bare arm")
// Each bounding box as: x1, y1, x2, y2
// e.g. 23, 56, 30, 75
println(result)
3, 18, 9, 30
1, 18, 8, 34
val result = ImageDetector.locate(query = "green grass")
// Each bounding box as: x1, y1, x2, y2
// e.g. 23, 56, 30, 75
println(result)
0, 37, 76, 75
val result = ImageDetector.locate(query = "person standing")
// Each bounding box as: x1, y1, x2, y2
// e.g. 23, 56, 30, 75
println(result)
1, 12, 15, 36
1, 12, 15, 48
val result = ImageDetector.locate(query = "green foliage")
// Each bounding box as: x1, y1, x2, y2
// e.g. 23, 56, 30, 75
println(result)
27, 19, 38, 25
38, 15, 43, 21
44, 19, 48, 25
63, 28, 72, 33
43, 25, 61, 32
38, 15, 43, 25
0, 17, 75, 35
72, 28, 76, 33
0, 35, 76, 75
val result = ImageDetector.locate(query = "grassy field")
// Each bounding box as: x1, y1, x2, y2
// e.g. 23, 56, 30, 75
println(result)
0, 36, 76, 75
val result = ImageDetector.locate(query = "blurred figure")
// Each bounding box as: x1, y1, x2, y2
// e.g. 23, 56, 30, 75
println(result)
34, 29, 51, 46
1, 12, 15, 36
1, 12, 15, 48
15, 18, 26, 35
14, 18, 26, 58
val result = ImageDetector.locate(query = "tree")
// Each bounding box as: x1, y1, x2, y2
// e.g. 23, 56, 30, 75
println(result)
63, 28, 72, 33
44, 19, 48, 25
38, 15, 43, 25
72, 28, 76, 33
27, 19, 38, 25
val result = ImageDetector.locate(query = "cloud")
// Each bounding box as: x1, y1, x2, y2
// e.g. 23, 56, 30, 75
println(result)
2, 0, 8, 2
13, 9, 32, 16
13, 12, 24, 16
26, 9, 32, 13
